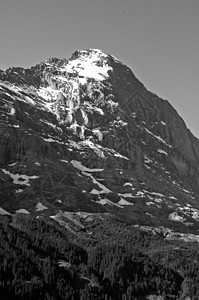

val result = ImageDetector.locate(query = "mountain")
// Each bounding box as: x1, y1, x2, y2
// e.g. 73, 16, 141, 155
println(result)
1, 48, 199, 238
3, 49, 199, 299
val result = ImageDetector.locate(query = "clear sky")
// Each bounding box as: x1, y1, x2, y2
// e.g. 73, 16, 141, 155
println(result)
0, 0, 199, 137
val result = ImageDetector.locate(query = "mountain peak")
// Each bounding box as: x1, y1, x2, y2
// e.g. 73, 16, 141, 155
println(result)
66, 48, 113, 81
69, 48, 126, 68
70, 48, 109, 59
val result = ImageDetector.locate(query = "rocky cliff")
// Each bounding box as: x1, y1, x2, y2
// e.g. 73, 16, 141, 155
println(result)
1, 48, 199, 234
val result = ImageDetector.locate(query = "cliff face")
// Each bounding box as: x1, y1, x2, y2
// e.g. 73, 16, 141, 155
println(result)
1, 48, 199, 232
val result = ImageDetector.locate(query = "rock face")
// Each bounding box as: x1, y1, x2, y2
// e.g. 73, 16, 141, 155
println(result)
1, 48, 199, 232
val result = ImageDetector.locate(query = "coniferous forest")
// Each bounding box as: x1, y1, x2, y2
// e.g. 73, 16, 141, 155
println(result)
1, 213, 199, 299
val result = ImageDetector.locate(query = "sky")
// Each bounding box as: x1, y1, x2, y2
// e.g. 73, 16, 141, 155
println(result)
0, 0, 199, 137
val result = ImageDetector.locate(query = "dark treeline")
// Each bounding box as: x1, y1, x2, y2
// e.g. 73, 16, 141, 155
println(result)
0, 214, 199, 299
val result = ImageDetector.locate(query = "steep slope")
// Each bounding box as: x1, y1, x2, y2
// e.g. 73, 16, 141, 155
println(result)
1, 48, 199, 234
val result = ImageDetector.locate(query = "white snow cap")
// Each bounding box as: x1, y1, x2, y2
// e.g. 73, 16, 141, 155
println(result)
66, 49, 113, 81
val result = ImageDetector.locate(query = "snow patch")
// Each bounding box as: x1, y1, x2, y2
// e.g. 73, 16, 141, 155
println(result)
161, 121, 166, 126
118, 193, 134, 198
79, 140, 105, 158
96, 198, 123, 208
157, 149, 168, 155
37, 86, 61, 102
71, 160, 103, 172
60, 159, 68, 163
41, 120, 56, 129
113, 151, 129, 160
118, 198, 134, 205
169, 212, 184, 222
136, 191, 145, 197
143, 127, 172, 148
0, 207, 11, 215
182, 188, 191, 194
1, 169, 39, 186
35, 203, 48, 212
123, 182, 132, 187
144, 156, 153, 163
16, 209, 30, 214
42, 137, 64, 144
146, 191, 164, 197
57, 260, 71, 268
24, 96, 36, 106
8, 162, 18, 166
169, 195, 177, 200
93, 129, 103, 141
9, 107, 15, 115
90, 189, 104, 195
146, 202, 155, 206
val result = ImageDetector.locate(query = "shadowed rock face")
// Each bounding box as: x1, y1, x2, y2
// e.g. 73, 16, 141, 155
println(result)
1, 48, 199, 232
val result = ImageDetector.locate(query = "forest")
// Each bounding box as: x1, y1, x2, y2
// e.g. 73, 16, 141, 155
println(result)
0, 213, 199, 299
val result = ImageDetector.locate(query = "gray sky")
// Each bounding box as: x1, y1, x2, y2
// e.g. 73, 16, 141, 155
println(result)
1, 0, 199, 137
